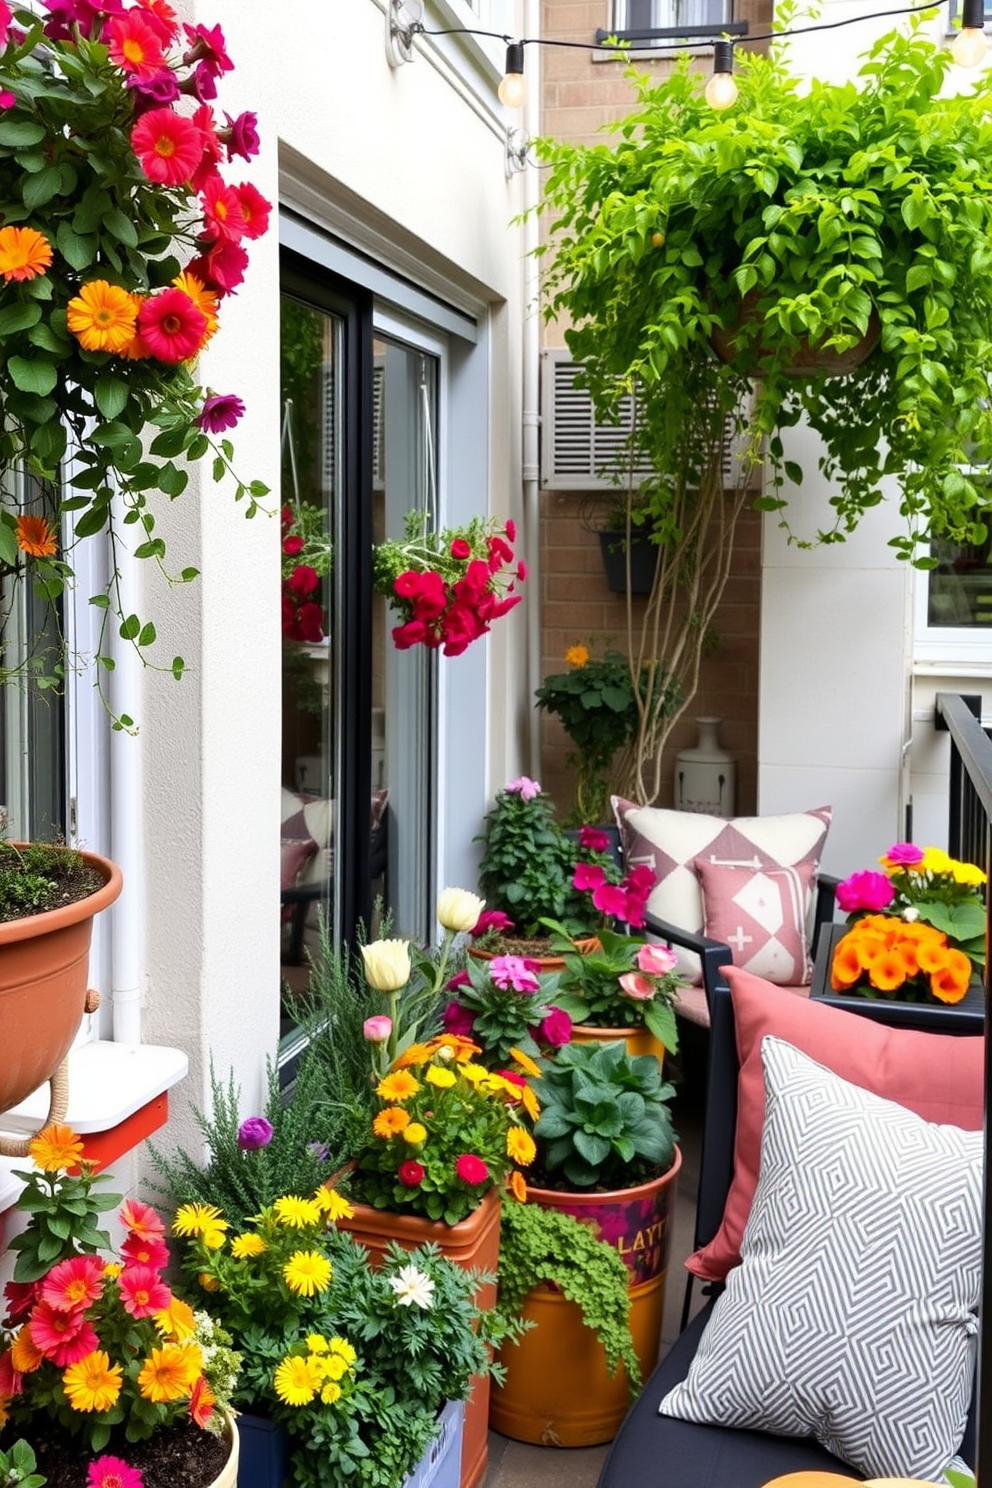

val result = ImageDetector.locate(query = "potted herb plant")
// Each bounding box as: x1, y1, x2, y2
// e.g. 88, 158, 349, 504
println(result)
488, 1040, 681, 1445
0, 840, 123, 1132
537, 19, 992, 803
0, 1123, 241, 1488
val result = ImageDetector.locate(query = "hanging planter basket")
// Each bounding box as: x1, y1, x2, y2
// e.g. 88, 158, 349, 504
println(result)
0, 847, 123, 1137
709, 289, 882, 377
597, 529, 659, 594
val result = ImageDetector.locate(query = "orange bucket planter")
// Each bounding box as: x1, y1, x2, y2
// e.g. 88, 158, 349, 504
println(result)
334, 1185, 500, 1488
569, 1023, 665, 1065
489, 1150, 681, 1447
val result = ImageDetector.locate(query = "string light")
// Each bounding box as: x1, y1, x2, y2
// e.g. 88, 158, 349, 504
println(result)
951, 0, 988, 66
704, 39, 738, 110
498, 42, 526, 109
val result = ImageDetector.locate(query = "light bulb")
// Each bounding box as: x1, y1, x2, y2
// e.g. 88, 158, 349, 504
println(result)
952, 25, 988, 66
498, 41, 526, 109
705, 71, 738, 109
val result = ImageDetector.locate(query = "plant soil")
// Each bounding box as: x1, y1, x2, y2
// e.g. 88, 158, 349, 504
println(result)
0, 844, 105, 923
32, 1419, 230, 1488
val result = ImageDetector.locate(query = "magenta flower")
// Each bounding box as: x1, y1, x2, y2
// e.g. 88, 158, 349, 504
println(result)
196, 393, 245, 433
623, 890, 649, 928
538, 1007, 572, 1047
455, 1154, 489, 1185
835, 870, 895, 914
489, 955, 540, 993
442, 1001, 476, 1038
578, 825, 611, 853
504, 776, 541, 800
0, 91, 14, 110
445, 970, 471, 991
637, 942, 678, 976
0, 1, 10, 49
223, 109, 260, 161
127, 68, 181, 113
88, 1457, 144, 1488
883, 841, 925, 867
472, 909, 514, 937
363, 1015, 392, 1044
238, 1117, 273, 1150
592, 882, 628, 918
619, 972, 656, 1001
573, 862, 606, 892
624, 864, 658, 895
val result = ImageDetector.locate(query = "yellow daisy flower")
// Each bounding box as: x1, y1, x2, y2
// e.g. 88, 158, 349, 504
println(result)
320, 1380, 342, 1405
231, 1233, 267, 1259
306, 1334, 329, 1354
63, 1351, 123, 1413
201, 1225, 228, 1251
460, 1063, 488, 1085
425, 1065, 457, 1089
520, 1086, 540, 1123
28, 1124, 84, 1173
376, 1070, 421, 1102
283, 1250, 332, 1296
103, 1262, 123, 1279
315, 1187, 355, 1221
507, 1127, 537, 1165
328, 1337, 357, 1364
320, 1353, 348, 1381
66, 279, 138, 354
173, 1202, 227, 1238
273, 1195, 322, 1229
403, 1123, 427, 1144
274, 1354, 323, 1407
509, 1047, 542, 1079
153, 1296, 197, 1341
10, 1325, 44, 1374
137, 1343, 201, 1403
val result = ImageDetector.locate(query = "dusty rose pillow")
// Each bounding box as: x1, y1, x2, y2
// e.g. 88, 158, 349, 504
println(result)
694, 857, 816, 985
280, 837, 317, 892
686, 966, 986, 1283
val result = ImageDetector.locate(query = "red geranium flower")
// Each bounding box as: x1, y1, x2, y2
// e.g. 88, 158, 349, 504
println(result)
398, 1161, 425, 1187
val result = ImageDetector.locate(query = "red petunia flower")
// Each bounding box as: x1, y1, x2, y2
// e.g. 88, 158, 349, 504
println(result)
137, 288, 207, 363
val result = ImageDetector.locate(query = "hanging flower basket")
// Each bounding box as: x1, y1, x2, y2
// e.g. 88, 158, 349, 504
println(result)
373, 512, 526, 656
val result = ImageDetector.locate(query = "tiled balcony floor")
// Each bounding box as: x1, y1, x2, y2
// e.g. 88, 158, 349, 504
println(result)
484, 1027, 710, 1488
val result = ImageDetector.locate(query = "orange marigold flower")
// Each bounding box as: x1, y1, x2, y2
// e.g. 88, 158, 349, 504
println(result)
373, 1106, 411, 1138
376, 1071, 420, 1103
565, 644, 590, 667
15, 515, 57, 559
507, 1127, 536, 1166
930, 949, 973, 1004
138, 1342, 200, 1403
67, 280, 138, 354
10, 1325, 44, 1374
830, 935, 864, 990
62, 1351, 123, 1413
916, 936, 950, 974
28, 1124, 84, 1173
508, 1170, 528, 1203
0, 225, 52, 282
868, 949, 910, 993
174, 270, 219, 342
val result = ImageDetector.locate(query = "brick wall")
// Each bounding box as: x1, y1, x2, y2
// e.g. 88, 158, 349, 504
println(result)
537, 0, 771, 820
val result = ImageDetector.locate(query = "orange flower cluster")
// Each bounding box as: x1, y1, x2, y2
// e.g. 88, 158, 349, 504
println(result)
831, 913, 973, 1005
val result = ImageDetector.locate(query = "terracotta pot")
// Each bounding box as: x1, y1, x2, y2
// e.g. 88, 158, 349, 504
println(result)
0, 847, 123, 1117
468, 937, 599, 974
488, 1150, 681, 1447
569, 1022, 665, 1065
709, 288, 881, 377
334, 1186, 500, 1488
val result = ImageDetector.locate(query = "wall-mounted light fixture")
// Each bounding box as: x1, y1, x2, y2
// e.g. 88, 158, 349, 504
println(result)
952, 0, 988, 66
385, 0, 425, 67
498, 41, 526, 108
505, 126, 530, 177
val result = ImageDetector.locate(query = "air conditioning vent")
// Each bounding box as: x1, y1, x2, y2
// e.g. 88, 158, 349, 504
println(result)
541, 349, 762, 493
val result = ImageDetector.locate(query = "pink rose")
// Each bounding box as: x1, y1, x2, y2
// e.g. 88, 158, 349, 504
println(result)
883, 842, 925, 867
619, 972, 656, 1001
538, 1007, 572, 1048
835, 870, 895, 914
637, 943, 678, 977
363, 1015, 392, 1043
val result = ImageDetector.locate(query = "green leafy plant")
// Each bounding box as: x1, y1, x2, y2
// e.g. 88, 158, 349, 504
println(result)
541, 924, 681, 1051
495, 1199, 640, 1391
532, 1039, 677, 1190
441, 951, 572, 1067
0, 837, 103, 922
0, 1439, 45, 1488
536, 16, 992, 800
0, 4, 270, 711
535, 640, 679, 823
173, 1196, 518, 1488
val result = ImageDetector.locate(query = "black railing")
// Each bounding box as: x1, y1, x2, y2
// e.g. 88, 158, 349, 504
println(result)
935, 691, 992, 1487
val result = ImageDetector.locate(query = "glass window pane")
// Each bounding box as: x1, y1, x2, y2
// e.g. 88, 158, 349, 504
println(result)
928, 530, 992, 629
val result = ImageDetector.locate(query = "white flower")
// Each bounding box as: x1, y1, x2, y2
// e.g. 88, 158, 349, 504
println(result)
388, 1264, 435, 1309
361, 938, 411, 991
902, 906, 919, 921
437, 887, 486, 933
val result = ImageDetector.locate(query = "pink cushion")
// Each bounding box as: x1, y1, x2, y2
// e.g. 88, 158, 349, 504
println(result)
695, 857, 816, 985
280, 836, 317, 891
612, 797, 831, 983
686, 966, 986, 1283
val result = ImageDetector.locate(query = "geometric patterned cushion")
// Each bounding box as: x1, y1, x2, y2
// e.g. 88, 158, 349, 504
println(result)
686, 967, 986, 1285
661, 1036, 982, 1481
695, 857, 816, 985
612, 798, 832, 983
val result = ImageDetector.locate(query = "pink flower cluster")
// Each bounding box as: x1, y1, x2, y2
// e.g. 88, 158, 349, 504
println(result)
618, 942, 679, 1001
572, 860, 657, 929
391, 520, 526, 657
835, 869, 895, 914
281, 505, 327, 643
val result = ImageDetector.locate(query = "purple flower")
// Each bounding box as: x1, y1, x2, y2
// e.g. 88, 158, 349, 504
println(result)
126, 69, 180, 114
835, 870, 896, 914
504, 776, 541, 800
224, 109, 260, 162
489, 955, 540, 993
197, 393, 245, 433
538, 1007, 572, 1047
238, 1117, 274, 1151
579, 826, 611, 853
308, 1141, 330, 1165
883, 842, 925, 867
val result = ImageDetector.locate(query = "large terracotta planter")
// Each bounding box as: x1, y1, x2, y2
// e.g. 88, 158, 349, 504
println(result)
0, 847, 123, 1118
468, 937, 598, 974
335, 1187, 500, 1488
488, 1149, 682, 1447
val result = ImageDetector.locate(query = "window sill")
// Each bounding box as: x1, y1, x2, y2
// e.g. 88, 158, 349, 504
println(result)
0, 1040, 188, 1213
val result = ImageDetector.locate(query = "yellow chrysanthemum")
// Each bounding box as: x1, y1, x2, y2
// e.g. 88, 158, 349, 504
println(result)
201, 1225, 228, 1251
507, 1127, 537, 1165
315, 1187, 354, 1221
63, 1351, 123, 1413
66, 279, 138, 353
283, 1250, 332, 1296
373, 1106, 411, 1137
952, 860, 987, 886
376, 1070, 421, 1102
173, 1202, 227, 1238
306, 1334, 329, 1354
138, 1343, 201, 1403
274, 1354, 322, 1406
919, 846, 953, 875
509, 1047, 542, 1079
403, 1123, 427, 1145
273, 1195, 322, 1229
425, 1065, 457, 1089
328, 1337, 357, 1364
154, 1297, 197, 1341
321, 1380, 343, 1405
231, 1233, 267, 1259
319, 1352, 349, 1381
28, 1123, 84, 1173
565, 643, 590, 667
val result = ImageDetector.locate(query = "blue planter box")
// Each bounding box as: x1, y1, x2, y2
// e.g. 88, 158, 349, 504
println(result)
235, 1399, 465, 1488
